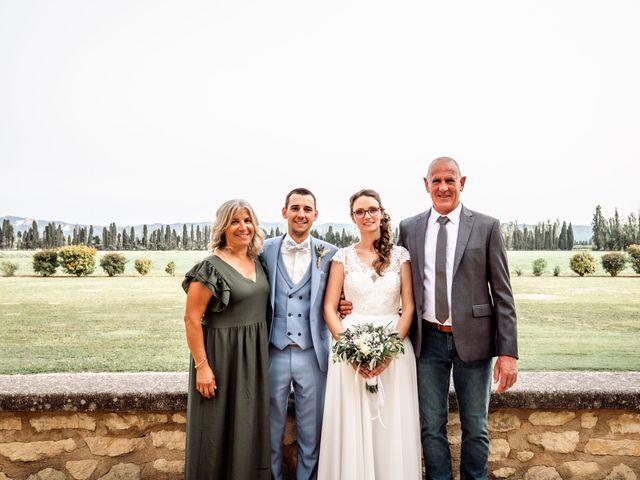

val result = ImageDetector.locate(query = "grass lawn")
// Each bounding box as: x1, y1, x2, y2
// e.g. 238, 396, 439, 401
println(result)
1, 250, 639, 374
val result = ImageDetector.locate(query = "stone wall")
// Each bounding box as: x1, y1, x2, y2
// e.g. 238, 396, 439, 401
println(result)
1, 372, 639, 479
0, 411, 185, 480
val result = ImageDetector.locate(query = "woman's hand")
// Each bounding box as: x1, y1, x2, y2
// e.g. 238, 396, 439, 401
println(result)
196, 364, 216, 398
351, 362, 374, 379
369, 357, 392, 377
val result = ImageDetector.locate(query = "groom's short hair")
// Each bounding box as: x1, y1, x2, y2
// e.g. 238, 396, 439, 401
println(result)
285, 188, 317, 209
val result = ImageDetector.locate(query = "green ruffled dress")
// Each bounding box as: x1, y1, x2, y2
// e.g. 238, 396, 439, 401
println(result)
182, 255, 271, 480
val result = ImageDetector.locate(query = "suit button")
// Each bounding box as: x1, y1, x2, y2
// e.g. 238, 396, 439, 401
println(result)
298, 333, 301, 336
298, 314, 302, 317
288, 313, 292, 317
287, 332, 292, 336
289, 295, 293, 299
299, 296, 303, 299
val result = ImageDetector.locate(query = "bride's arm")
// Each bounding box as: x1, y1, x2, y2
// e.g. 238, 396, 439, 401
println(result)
396, 261, 415, 339
323, 260, 347, 341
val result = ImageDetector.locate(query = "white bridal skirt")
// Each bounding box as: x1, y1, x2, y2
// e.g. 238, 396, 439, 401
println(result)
317, 313, 422, 480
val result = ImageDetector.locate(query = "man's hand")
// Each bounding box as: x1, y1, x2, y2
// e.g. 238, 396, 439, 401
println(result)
338, 295, 353, 318
493, 356, 517, 393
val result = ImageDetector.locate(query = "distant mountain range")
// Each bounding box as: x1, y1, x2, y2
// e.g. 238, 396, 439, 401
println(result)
1, 215, 593, 242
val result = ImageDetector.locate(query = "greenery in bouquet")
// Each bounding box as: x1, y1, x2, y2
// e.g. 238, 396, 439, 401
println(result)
332, 322, 405, 393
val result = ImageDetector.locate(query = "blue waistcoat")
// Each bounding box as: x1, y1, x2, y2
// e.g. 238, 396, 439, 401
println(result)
270, 255, 313, 350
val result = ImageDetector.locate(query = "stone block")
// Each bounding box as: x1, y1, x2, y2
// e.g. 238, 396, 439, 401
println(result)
153, 459, 185, 473
25, 468, 67, 480
489, 439, 510, 462
448, 434, 462, 446
493, 467, 517, 478
527, 431, 579, 453
150, 430, 186, 451
605, 464, 638, 480
581, 413, 599, 429
84, 436, 145, 457
283, 414, 297, 446
529, 411, 576, 426
96, 463, 141, 480
30, 414, 96, 432
171, 413, 186, 424
103, 413, 168, 431
0, 438, 76, 462
0, 417, 21, 431
608, 414, 640, 434
65, 460, 99, 480
448, 413, 461, 426
517, 450, 535, 462
585, 439, 640, 457
0, 473, 13, 480
524, 466, 562, 480
489, 413, 521, 432
558, 461, 603, 480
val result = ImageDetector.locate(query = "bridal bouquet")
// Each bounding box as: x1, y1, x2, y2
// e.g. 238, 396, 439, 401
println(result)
332, 323, 405, 393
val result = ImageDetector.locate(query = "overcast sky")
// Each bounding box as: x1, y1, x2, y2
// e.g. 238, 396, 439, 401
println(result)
1, 1, 638, 228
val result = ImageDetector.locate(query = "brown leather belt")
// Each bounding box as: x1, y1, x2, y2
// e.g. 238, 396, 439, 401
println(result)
425, 321, 452, 333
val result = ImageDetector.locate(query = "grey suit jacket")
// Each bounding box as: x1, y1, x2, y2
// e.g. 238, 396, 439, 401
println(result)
260, 235, 337, 372
398, 204, 518, 362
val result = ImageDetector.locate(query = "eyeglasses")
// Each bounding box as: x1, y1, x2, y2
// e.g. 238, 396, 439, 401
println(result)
352, 207, 383, 219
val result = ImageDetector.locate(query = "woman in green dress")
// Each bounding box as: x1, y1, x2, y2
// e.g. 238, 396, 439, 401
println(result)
182, 199, 270, 479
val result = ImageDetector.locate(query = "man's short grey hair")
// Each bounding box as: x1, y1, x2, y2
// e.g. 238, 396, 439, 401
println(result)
426, 156, 462, 179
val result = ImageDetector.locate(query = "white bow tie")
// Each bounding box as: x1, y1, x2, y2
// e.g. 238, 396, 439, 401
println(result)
284, 237, 310, 253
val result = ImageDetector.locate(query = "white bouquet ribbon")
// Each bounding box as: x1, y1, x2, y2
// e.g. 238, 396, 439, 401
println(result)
355, 367, 387, 428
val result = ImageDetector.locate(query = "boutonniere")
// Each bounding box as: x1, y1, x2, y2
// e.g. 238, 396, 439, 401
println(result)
315, 245, 329, 268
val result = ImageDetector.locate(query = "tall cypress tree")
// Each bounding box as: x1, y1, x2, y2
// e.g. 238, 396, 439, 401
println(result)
567, 223, 574, 250
130, 226, 136, 250
592, 205, 607, 250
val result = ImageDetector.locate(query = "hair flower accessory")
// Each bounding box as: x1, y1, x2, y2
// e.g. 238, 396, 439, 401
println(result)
315, 245, 329, 268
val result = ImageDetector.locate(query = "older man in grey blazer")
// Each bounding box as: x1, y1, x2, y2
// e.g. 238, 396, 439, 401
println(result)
398, 157, 518, 480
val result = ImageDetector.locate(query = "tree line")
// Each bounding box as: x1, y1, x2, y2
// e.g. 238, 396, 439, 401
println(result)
0, 220, 213, 251
3, 205, 638, 252
0, 221, 365, 251
591, 206, 639, 251
502, 220, 575, 251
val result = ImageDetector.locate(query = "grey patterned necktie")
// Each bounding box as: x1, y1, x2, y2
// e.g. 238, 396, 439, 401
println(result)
435, 216, 450, 323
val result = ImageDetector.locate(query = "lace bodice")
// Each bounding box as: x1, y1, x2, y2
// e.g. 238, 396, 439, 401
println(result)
332, 245, 410, 316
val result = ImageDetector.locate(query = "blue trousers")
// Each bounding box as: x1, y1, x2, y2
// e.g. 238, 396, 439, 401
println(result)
417, 326, 492, 480
269, 345, 326, 480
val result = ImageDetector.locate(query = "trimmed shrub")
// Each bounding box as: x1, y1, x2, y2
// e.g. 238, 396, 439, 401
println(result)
33, 249, 59, 277
513, 266, 523, 277
627, 244, 640, 274
601, 252, 626, 277
569, 252, 597, 277
165, 261, 176, 276
134, 258, 153, 276
58, 246, 96, 276
0, 261, 18, 277
553, 265, 561, 277
100, 252, 127, 277
532, 258, 547, 277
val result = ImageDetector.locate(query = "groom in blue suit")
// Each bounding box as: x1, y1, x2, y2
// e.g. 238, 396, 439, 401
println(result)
261, 188, 337, 480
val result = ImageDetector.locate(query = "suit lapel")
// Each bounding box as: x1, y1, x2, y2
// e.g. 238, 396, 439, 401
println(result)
310, 237, 321, 309
415, 210, 430, 285
266, 235, 284, 308
453, 205, 474, 278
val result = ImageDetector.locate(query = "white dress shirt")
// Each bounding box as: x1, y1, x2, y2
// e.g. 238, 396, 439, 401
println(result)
280, 235, 312, 284
422, 203, 462, 326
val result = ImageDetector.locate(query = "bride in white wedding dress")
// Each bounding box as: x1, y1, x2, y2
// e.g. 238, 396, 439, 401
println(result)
317, 189, 422, 480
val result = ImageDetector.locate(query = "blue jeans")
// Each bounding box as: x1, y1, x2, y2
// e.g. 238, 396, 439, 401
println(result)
417, 326, 492, 480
